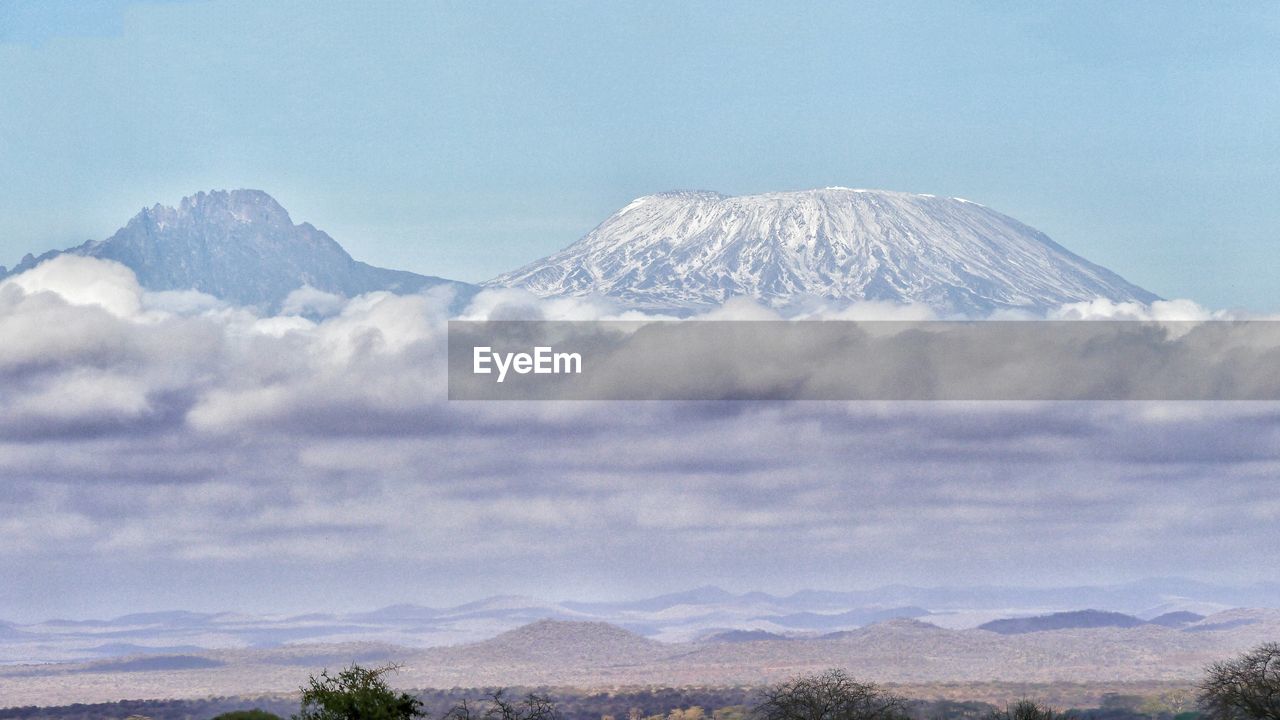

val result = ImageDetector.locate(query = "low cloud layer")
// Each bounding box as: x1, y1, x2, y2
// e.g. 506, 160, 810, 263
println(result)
1, 257, 1278, 621
449, 319, 1280, 400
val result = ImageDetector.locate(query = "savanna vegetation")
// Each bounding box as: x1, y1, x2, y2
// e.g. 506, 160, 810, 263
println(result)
2, 645, 1276, 720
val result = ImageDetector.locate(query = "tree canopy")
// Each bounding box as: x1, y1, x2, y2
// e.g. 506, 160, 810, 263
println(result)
753, 669, 909, 720
443, 690, 560, 720
293, 663, 425, 720
212, 711, 285, 720
1199, 643, 1280, 720
984, 701, 1060, 720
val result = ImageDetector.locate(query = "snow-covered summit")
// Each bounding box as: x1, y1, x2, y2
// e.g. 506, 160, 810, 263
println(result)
488, 187, 1159, 315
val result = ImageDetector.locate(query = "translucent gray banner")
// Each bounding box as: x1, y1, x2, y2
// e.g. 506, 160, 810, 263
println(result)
447, 320, 1280, 401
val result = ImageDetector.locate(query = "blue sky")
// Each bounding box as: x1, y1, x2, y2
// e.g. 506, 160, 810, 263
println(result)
0, 0, 1277, 309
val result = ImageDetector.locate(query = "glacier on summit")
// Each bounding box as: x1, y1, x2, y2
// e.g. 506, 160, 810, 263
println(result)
488, 187, 1160, 315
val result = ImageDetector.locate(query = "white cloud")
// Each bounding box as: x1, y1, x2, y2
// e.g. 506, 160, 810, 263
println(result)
1050, 297, 1235, 321
1, 275, 1279, 617
7, 370, 152, 423
280, 285, 346, 318
141, 288, 228, 316
1, 255, 143, 318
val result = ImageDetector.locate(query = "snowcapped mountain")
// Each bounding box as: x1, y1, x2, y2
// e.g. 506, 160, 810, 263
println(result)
489, 187, 1160, 314
1, 189, 475, 311
3, 187, 1158, 315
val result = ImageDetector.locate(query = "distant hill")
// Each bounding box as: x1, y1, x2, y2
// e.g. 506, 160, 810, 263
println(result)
560, 585, 750, 614
1185, 618, 1260, 632
820, 617, 948, 640
702, 629, 790, 643
6, 612, 1280, 706
1, 189, 475, 312
85, 642, 207, 657
4, 581, 1279, 666
1147, 611, 1206, 628
445, 619, 669, 665
978, 610, 1146, 634
81, 654, 225, 673
761, 606, 932, 631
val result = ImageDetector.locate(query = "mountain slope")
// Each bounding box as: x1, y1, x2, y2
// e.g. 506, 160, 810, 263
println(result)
1147, 611, 1205, 628
442, 619, 671, 665
978, 610, 1146, 634
489, 188, 1159, 314
2, 189, 475, 311
7, 611, 1280, 705
761, 606, 932, 630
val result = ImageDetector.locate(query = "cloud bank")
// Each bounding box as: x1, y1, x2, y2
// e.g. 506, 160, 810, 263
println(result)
1, 257, 1278, 621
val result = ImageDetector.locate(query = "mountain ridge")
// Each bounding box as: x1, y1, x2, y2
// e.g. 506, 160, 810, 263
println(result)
3, 187, 1162, 317
2, 577, 1275, 666
10, 612, 1280, 706
978, 609, 1148, 634
0, 189, 476, 311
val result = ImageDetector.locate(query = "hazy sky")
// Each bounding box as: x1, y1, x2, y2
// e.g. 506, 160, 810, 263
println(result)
1, 1, 1278, 310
